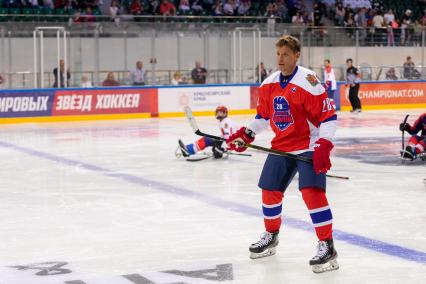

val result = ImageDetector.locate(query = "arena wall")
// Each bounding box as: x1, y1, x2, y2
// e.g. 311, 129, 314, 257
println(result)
0, 80, 424, 124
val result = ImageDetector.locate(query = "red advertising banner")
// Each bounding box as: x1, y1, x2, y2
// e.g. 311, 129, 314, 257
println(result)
52, 88, 158, 116
339, 81, 426, 110
250, 85, 260, 109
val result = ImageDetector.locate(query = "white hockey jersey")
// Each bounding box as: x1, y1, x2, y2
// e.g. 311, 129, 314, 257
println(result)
219, 117, 239, 140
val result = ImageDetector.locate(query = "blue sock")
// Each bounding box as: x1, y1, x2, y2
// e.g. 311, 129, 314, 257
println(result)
187, 144, 196, 155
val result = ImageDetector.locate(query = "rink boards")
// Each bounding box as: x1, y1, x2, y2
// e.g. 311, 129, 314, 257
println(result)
0, 80, 425, 123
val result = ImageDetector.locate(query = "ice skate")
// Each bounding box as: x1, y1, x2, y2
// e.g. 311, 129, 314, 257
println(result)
249, 232, 279, 259
309, 239, 339, 273
178, 139, 190, 157
400, 146, 415, 161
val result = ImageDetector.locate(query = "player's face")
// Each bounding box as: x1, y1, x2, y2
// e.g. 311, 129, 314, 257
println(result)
216, 111, 226, 120
276, 45, 300, 75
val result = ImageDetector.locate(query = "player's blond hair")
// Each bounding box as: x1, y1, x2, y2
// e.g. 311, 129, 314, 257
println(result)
275, 35, 301, 53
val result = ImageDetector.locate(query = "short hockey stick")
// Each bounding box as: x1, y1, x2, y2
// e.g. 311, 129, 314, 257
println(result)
184, 106, 349, 180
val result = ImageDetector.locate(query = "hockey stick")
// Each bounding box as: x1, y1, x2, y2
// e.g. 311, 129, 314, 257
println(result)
186, 156, 210, 162
400, 114, 410, 161
228, 152, 252, 157
184, 106, 349, 180
401, 114, 409, 151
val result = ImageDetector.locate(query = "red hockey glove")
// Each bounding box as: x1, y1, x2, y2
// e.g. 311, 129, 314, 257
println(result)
313, 138, 334, 174
226, 127, 255, 152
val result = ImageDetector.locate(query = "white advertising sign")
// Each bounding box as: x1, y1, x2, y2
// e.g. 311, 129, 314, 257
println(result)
158, 86, 251, 113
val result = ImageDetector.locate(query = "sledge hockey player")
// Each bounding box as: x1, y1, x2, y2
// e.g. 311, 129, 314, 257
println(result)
178, 105, 237, 159
400, 113, 426, 161
226, 35, 338, 273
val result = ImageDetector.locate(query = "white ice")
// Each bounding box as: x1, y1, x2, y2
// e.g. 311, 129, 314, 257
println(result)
0, 109, 425, 284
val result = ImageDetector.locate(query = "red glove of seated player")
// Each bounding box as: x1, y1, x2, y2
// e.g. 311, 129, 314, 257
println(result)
313, 138, 334, 174
226, 127, 255, 152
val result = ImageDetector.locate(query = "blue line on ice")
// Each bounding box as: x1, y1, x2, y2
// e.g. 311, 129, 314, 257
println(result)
0, 140, 424, 265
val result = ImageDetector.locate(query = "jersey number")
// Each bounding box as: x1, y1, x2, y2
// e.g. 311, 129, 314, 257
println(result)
322, 98, 333, 112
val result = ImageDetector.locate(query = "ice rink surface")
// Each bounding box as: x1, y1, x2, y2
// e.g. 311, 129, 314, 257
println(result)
0, 109, 425, 284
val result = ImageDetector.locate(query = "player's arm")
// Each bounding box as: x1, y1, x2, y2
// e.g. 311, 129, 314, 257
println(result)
400, 114, 425, 135
410, 114, 425, 134
304, 83, 337, 174
226, 84, 270, 152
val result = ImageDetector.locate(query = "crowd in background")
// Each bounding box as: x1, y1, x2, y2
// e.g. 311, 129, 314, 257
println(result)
1, 0, 426, 28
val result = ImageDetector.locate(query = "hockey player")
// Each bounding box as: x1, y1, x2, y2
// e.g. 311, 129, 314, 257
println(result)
226, 35, 338, 273
400, 113, 426, 161
178, 106, 238, 159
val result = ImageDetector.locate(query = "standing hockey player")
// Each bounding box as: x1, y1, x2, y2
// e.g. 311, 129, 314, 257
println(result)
178, 106, 238, 159
400, 113, 426, 160
226, 35, 338, 273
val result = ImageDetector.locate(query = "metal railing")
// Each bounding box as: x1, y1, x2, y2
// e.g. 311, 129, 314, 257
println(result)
0, 20, 425, 89
1, 66, 424, 90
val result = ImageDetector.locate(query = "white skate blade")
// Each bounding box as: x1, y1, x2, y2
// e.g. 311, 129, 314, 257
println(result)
249, 247, 276, 259
311, 258, 339, 273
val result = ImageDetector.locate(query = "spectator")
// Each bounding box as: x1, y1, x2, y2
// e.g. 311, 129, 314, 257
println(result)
171, 71, 183, 85
191, 0, 204, 13
383, 9, 394, 25
212, 0, 223, 16
355, 8, 367, 43
237, 0, 251, 16
223, 0, 236, 16
420, 10, 426, 26
0, 74, 4, 89
386, 20, 396, 46
345, 58, 362, 112
275, 0, 288, 20
178, 0, 190, 13
83, 7, 96, 22
292, 11, 304, 25
130, 60, 147, 85
335, 2, 345, 26
27, 0, 39, 7
191, 61, 207, 84
256, 62, 268, 83
53, 59, 70, 88
385, 67, 398, 80
323, 59, 337, 101
372, 10, 385, 45
403, 56, 421, 79
130, 0, 143, 15
313, 2, 322, 26
401, 9, 413, 46
159, 0, 176, 16
109, 0, 120, 24
102, 72, 120, 86
264, 3, 278, 18
42, 0, 54, 9
80, 75, 93, 88
147, 0, 160, 14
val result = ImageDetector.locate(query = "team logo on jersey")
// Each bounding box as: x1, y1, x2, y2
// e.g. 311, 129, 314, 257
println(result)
290, 87, 297, 93
306, 74, 319, 86
272, 96, 293, 131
